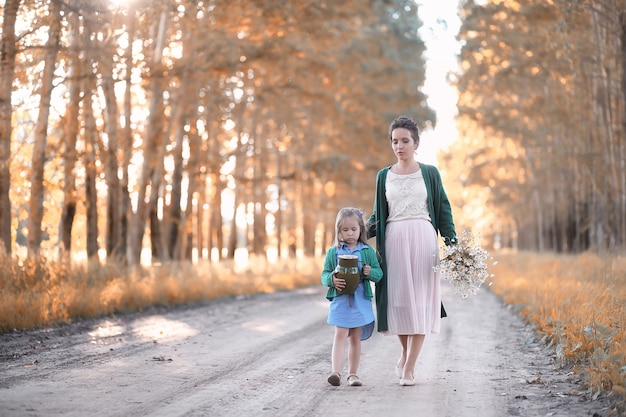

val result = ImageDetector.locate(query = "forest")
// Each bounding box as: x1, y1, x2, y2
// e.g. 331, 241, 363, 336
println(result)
0, 0, 624, 266
455, 0, 625, 253
1, 0, 625, 405
1, 0, 436, 266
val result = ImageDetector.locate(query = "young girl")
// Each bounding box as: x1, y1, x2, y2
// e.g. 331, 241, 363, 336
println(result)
321, 207, 383, 387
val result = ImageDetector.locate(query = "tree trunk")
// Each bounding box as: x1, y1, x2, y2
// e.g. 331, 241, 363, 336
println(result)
130, 10, 168, 265
101, 51, 123, 260
168, 110, 185, 260
227, 129, 247, 259
302, 177, 315, 257
118, 7, 136, 265
59, 10, 81, 260
0, 0, 21, 255
618, 11, 626, 247
84, 87, 99, 260
196, 181, 206, 261
150, 203, 162, 262
252, 139, 267, 257
275, 149, 284, 259
208, 174, 224, 262
147, 107, 173, 263
589, 3, 620, 251
180, 129, 201, 261
27, 0, 62, 257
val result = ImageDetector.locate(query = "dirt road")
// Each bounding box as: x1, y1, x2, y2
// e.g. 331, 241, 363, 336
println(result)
0, 283, 618, 417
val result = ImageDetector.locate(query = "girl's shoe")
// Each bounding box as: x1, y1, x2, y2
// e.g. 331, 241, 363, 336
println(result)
327, 372, 341, 386
347, 374, 362, 386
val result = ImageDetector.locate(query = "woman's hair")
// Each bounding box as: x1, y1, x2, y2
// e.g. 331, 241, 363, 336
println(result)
332, 207, 369, 247
388, 116, 420, 143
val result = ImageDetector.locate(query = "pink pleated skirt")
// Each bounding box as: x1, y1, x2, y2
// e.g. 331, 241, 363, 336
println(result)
383, 218, 441, 335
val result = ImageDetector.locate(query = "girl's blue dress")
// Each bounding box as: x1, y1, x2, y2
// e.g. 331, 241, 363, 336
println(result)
327, 242, 375, 340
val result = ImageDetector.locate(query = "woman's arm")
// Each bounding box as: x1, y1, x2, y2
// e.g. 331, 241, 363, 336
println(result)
428, 165, 457, 245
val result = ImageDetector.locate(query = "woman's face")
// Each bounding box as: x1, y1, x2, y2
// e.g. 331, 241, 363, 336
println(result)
390, 128, 418, 162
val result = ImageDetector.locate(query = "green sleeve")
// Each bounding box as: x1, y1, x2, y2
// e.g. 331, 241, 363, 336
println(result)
321, 247, 336, 288
432, 168, 457, 245
363, 247, 383, 283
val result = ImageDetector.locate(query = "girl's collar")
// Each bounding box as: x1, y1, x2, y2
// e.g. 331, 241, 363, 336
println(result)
339, 241, 366, 251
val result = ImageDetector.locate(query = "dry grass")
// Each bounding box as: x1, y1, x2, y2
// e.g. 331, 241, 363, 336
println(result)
489, 251, 625, 404
0, 251, 322, 333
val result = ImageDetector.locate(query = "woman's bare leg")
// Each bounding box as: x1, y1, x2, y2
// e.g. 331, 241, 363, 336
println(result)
397, 335, 408, 370
402, 334, 425, 380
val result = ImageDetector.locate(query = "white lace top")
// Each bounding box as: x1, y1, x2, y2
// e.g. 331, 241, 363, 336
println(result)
385, 170, 431, 223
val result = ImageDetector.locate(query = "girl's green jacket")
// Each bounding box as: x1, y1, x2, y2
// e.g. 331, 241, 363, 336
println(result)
321, 246, 383, 301
367, 163, 457, 332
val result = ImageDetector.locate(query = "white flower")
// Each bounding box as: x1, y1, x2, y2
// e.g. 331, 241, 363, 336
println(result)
434, 229, 495, 298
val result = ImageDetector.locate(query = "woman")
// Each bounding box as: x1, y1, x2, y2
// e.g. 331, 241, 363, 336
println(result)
367, 116, 457, 386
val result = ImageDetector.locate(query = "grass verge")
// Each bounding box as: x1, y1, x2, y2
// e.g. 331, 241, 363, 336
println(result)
489, 250, 625, 407
0, 252, 321, 333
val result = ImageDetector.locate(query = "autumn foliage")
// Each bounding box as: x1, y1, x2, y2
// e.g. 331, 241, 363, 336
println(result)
453, 0, 626, 253
0, 0, 432, 264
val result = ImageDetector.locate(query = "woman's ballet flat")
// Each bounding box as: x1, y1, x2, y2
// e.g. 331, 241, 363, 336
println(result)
347, 374, 362, 387
399, 377, 416, 386
327, 372, 341, 386
395, 366, 403, 378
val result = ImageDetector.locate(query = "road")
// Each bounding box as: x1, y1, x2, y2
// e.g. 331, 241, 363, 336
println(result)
0, 282, 617, 416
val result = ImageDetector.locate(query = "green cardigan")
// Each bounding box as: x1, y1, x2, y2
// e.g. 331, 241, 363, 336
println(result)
367, 163, 457, 332
321, 246, 383, 301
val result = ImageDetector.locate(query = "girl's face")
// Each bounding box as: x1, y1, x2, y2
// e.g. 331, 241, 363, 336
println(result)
338, 216, 361, 247
390, 127, 418, 162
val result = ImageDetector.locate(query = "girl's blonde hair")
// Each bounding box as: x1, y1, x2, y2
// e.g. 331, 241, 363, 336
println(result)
332, 207, 369, 247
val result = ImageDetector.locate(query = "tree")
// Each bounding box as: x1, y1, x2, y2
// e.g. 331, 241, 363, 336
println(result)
455, 0, 626, 252
58, 8, 82, 260
28, 0, 62, 257
4, 0, 436, 263
129, 5, 169, 265
0, 0, 22, 255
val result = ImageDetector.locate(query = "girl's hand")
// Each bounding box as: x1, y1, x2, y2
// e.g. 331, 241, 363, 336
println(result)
362, 264, 371, 276
332, 273, 345, 291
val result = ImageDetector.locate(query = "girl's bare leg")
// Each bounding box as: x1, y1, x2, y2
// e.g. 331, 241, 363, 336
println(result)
331, 327, 349, 373
347, 327, 362, 375
402, 334, 425, 380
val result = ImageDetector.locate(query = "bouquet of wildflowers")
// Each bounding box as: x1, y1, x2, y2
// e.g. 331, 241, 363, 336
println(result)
434, 229, 495, 298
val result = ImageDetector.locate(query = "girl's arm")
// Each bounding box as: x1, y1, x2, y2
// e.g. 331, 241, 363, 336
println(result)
362, 247, 383, 283
321, 249, 336, 288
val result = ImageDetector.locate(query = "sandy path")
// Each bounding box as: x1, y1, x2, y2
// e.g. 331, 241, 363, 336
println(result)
0, 283, 616, 416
